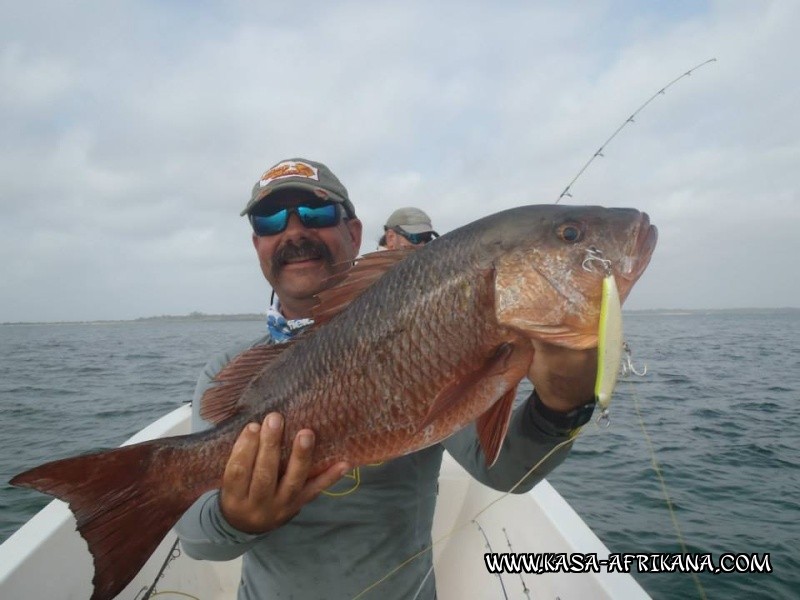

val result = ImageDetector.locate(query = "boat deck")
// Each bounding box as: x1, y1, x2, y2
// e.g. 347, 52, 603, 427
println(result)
0, 405, 650, 599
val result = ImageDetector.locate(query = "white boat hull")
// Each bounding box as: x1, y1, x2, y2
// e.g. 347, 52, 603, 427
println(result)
0, 405, 649, 599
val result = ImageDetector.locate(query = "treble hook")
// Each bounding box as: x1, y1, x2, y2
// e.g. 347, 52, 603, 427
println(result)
622, 341, 647, 376
582, 246, 613, 275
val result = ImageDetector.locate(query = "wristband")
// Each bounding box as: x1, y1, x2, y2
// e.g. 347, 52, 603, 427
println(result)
532, 389, 596, 430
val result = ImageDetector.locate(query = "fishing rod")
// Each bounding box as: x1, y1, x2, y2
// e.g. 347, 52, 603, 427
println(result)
556, 58, 717, 203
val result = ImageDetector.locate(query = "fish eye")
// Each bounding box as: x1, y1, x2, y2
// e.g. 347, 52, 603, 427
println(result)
557, 222, 584, 243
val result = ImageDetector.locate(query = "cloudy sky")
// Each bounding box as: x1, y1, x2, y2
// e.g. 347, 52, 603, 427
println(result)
2, 1, 798, 322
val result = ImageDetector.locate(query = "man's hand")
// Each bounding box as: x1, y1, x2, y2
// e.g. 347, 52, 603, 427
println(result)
527, 341, 598, 413
220, 412, 351, 534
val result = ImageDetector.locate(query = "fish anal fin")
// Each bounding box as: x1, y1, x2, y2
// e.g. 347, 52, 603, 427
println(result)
200, 340, 297, 424
313, 249, 415, 325
476, 385, 518, 467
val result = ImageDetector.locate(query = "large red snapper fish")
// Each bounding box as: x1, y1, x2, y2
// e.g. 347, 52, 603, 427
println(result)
11, 204, 657, 600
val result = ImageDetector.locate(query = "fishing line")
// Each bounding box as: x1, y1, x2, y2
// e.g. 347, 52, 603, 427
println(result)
322, 465, 362, 496
148, 592, 200, 599
351, 430, 601, 600
630, 381, 708, 600
556, 58, 717, 203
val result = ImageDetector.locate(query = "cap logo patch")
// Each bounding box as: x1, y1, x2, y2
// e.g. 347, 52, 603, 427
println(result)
260, 161, 319, 188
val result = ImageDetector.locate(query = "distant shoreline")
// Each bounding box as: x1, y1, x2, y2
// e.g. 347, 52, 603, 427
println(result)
1, 313, 266, 326
3, 307, 799, 326
624, 307, 800, 315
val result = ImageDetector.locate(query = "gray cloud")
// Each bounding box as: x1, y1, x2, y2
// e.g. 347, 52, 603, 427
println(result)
1, 1, 798, 321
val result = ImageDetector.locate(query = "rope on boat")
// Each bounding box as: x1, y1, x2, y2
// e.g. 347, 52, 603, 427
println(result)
474, 519, 509, 600
137, 537, 200, 600
502, 527, 532, 599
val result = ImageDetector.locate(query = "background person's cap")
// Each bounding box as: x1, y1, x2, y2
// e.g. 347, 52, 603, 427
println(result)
384, 207, 438, 235
241, 158, 356, 217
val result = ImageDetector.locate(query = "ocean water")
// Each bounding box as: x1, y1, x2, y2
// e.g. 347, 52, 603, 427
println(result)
0, 312, 798, 599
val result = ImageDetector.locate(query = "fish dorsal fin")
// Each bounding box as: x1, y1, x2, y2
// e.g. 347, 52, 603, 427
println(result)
200, 339, 298, 424
476, 385, 518, 467
312, 249, 415, 325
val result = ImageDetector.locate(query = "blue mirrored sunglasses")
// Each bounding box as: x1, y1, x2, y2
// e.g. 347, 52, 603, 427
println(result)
250, 203, 343, 236
394, 228, 436, 245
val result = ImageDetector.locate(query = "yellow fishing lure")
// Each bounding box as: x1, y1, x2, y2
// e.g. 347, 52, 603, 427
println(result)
594, 273, 623, 411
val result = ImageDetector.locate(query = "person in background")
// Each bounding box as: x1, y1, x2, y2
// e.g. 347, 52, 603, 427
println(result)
175, 157, 599, 600
378, 206, 438, 250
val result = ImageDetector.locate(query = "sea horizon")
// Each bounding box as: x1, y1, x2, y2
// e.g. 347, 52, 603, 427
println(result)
3, 306, 799, 327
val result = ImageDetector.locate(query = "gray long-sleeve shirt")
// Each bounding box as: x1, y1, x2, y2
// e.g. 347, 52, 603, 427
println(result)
175, 333, 579, 600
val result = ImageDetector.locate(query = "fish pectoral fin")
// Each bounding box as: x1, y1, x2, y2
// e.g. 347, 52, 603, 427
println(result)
476, 385, 518, 467
419, 340, 534, 458
313, 249, 415, 325
201, 339, 302, 424
419, 343, 516, 432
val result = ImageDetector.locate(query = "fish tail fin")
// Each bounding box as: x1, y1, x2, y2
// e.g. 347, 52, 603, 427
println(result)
11, 439, 204, 600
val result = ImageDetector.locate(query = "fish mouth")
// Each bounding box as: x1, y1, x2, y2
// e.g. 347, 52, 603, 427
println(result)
616, 212, 658, 299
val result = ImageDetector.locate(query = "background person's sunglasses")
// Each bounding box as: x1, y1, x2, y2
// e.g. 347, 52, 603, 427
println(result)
250, 203, 342, 236
394, 228, 436, 245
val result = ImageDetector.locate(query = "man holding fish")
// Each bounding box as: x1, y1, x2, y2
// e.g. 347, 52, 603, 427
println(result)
175, 158, 602, 599
12, 156, 656, 600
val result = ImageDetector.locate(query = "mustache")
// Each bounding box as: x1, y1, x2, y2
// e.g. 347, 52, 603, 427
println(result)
271, 239, 335, 276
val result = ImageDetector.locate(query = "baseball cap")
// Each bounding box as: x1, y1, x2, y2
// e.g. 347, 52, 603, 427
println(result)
384, 207, 438, 235
241, 158, 356, 217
